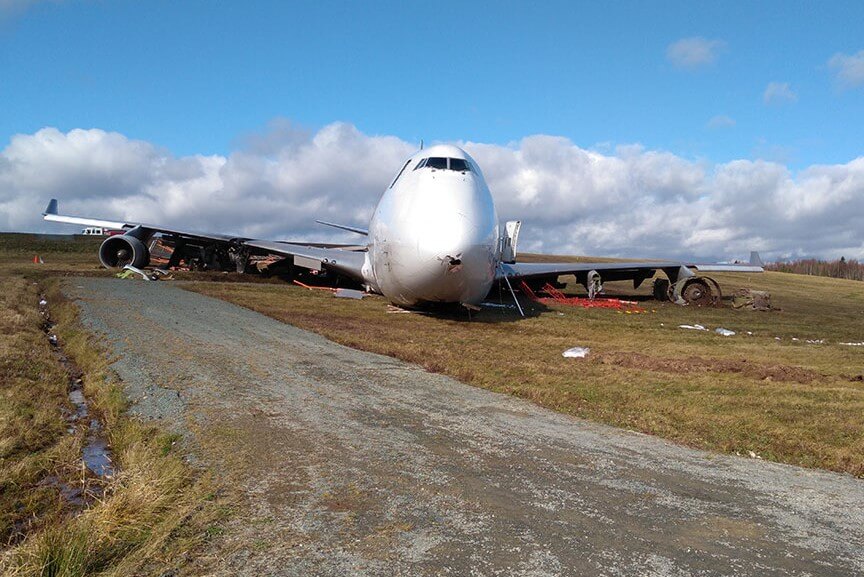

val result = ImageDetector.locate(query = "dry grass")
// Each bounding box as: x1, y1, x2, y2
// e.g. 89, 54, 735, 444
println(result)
185, 268, 864, 477
0, 254, 228, 575
4, 235, 862, 478
0, 275, 78, 546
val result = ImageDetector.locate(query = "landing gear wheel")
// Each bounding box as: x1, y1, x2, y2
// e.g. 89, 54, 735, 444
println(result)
653, 278, 671, 301
675, 277, 722, 307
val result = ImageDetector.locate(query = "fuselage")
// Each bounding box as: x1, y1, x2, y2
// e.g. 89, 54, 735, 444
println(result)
364, 145, 500, 307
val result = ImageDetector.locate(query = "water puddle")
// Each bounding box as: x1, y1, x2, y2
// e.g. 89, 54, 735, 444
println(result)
38, 295, 116, 496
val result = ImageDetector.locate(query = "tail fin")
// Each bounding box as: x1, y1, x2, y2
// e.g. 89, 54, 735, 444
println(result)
43, 199, 58, 216
749, 251, 764, 267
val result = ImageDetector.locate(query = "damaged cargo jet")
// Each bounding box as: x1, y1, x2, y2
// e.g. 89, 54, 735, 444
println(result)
42, 144, 762, 311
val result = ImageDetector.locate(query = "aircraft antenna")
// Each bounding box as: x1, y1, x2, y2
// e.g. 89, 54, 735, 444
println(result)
420, 139, 424, 150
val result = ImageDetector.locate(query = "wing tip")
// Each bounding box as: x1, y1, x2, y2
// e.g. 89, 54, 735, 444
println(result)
43, 199, 58, 216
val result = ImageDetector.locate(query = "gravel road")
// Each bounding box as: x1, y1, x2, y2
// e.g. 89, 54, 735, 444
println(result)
67, 278, 864, 577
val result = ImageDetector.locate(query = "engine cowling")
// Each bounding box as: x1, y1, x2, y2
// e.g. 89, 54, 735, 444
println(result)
99, 235, 150, 269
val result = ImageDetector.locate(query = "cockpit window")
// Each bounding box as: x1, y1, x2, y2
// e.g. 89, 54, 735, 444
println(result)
414, 157, 473, 173
449, 158, 469, 172
426, 157, 448, 170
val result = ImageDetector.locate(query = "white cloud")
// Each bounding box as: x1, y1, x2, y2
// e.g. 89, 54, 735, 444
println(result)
2, 122, 864, 261
666, 37, 725, 70
828, 50, 864, 89
763, 82, 798, 105
707, 115, 736, 129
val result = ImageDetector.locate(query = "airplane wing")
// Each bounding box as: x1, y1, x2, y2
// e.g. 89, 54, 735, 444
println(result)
42, 199, 367, 279
42, 199, 239, 243
497, 253, 763, 302
499, 257, 763, 282
243, 239, 366, 279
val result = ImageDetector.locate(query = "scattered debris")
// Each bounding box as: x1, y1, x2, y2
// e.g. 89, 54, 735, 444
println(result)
481, 302, 517, 309
562, 346, 590, 358
294, 280, 365, 300
732, 288, 772, 311
840, 342, 864, 346
521, 281, 645, 312
117, 265, 169, 281
805, 339, 825, 345
386, 305, 417, 314
715, 328, 736, 337
679, 324, 708, 331
334, 288, 366, 299
32, 254, 44, 264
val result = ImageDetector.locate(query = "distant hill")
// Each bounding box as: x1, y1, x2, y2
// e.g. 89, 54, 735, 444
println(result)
766, 257, 864, 281
0, 232, 102, 255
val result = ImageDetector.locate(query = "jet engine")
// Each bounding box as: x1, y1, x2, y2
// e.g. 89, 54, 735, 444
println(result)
99, 234, 150, 269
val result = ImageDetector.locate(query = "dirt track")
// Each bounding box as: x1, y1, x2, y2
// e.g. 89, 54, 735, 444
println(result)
68, 278, 864, 577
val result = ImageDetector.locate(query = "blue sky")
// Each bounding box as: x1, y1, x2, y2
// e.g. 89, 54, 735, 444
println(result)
2, 1, 862, 167
2, 1, 863, 260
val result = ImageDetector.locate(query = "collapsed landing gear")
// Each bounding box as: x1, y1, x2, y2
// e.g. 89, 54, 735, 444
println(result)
654, 276, 722, 306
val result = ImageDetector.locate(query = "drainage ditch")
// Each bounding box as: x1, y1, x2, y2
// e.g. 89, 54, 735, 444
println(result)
38, 294, 115, 504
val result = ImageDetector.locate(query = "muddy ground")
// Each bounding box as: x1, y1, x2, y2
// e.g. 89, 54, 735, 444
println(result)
67, 278, 864, 576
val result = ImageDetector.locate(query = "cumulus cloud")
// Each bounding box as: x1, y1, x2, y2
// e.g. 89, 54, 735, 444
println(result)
763, 82, 798, 105
707, 115, 736, 129
666, 37, 725, 70
2, 122, 863, 261
828, 50, 864, 89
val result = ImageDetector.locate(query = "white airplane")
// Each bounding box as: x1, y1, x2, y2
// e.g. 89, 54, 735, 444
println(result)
43, 144, 762, 313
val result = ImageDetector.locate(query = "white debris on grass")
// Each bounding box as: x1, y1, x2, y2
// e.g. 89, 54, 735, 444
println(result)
839, 342, 864, 346
715, 328, 736, 337
334, 288, 365, 299
678, 324, 708, 331
805, 339, 825, 345
562, 347, 590, 359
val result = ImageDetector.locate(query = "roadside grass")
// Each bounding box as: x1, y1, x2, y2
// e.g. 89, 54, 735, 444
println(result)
184, 269, 864, 477
0, 275, 78, 546
0, 263, 228, 574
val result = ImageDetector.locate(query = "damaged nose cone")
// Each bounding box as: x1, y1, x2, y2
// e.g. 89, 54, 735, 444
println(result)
444, 254, 463, 273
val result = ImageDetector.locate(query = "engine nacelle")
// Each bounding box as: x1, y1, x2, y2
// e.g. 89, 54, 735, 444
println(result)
99, 235, 150, 269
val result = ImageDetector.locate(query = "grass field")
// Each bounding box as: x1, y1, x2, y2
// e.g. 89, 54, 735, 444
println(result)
3, 233, 863, 479
0, 235, 225, 576
1, 231, 863, 573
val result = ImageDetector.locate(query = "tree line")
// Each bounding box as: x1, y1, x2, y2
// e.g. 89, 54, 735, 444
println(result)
766, 257, 864, 281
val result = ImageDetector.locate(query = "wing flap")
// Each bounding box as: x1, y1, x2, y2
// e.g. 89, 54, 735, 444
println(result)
243, 239, 367, 280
